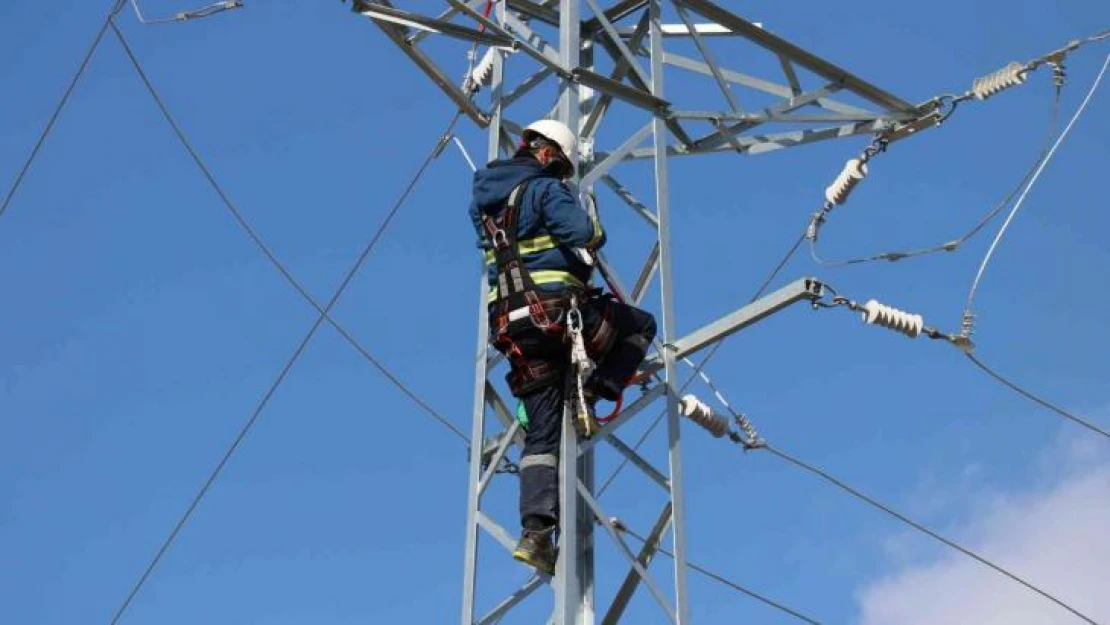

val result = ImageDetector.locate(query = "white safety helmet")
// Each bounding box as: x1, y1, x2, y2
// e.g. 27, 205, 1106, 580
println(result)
522, 119, 577, 167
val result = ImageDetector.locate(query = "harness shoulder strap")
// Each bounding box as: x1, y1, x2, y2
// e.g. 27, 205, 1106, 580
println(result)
482, 180, 540, 302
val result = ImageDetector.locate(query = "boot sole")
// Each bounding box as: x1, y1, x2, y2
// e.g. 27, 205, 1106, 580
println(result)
512, 549, 556, 576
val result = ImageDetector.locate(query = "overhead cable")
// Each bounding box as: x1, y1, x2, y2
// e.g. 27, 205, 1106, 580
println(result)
614, 523, 822, 625
597, 230, 806, 495
961, 53, 1110, 338
107, 22, 466, 624
809, 94, 1060, 268
621, 309, 1100, 624
110, 21, 468, 443
759, 443, 1099, 625
808, 29, 1110, 268
818, 289, 1108, 437
0, 1, 128, 221
965, 353, 1109, 439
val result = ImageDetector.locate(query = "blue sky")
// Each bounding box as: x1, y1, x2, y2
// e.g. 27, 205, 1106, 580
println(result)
2, 2, 1109, 624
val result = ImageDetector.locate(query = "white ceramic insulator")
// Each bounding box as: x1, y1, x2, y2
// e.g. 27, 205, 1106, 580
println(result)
470, 47, 498, 89
678, 394, 730, 438
971, 62, 1027, 100
824, 158, 868, 206
861, 299, 924, 339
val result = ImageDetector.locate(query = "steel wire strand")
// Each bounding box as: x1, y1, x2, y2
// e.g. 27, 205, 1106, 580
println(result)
597, 231, 807, 496
1, 1, 128, 220
760, 443, 1099, 625
964, 54, 1109, 321
618, 526, 822, 625
111, 22, 467, 443
107, 22, 466, 625
808, 94, 1061, 268
965, 352, 1109, 439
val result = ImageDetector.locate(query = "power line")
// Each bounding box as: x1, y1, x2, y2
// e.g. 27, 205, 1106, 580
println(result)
676, 228, 808, 396
110, 21, 468, 443
966, 352, 1109, 439
963, 53, 1110, 333
759, 443, 1099, 625
107, 284, 321, 625
0, 1, 127, 220
619, 525, 822, 625
808, 92, 1061, 268
597, 229, 807, 495
107, 21, 465, 624
605, 328, 1100, 622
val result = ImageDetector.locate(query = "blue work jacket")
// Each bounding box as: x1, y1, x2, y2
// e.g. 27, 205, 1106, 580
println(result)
469, 156, 606, 302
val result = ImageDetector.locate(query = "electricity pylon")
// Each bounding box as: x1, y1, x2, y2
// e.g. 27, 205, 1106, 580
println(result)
350, 1, 936, 622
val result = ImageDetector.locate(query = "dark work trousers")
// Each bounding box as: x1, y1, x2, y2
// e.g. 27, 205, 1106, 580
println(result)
515, 295, 657, 529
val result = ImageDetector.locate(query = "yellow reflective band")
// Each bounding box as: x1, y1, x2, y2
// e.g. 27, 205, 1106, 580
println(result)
487, 271, 585, 302
520, 235, 558, 255
587, 212, 604, 247
483, 235, 560, 264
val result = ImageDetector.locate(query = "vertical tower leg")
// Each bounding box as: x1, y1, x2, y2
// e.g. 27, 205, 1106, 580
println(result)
649, 1, 691, 622
460, 277, 489, 625
461, 25, 508, 624
556, 397, 583, 624
554, 2, 589, 623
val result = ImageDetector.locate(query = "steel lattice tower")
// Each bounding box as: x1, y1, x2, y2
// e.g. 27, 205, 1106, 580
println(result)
350, 1, 934, 622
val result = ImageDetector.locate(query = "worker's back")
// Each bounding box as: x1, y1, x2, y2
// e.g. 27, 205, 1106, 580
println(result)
468, 155, 605, 301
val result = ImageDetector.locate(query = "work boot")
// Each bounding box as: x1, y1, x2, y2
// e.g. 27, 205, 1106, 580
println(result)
512, 526, 557, 575
572, 390, 600, 439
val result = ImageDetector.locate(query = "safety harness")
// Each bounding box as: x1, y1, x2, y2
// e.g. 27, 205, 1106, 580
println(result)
482, 180, 617, 397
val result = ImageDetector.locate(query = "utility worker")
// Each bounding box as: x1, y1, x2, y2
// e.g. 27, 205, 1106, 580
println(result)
468, 119, 657, 575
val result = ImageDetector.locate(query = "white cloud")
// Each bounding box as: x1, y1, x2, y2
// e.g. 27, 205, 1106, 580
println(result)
857, 433, 1110, 625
